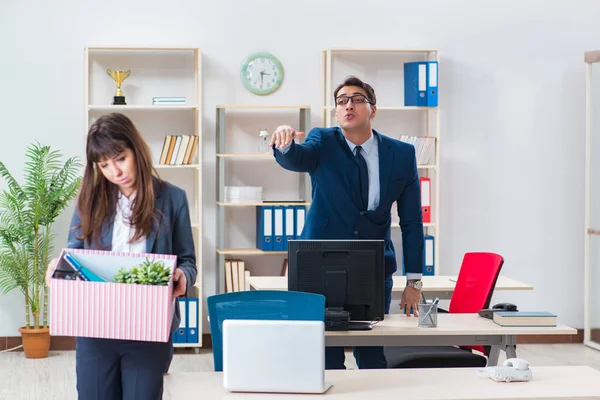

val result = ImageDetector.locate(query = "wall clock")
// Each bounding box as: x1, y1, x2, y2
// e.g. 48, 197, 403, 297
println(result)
240, 52, 284, 95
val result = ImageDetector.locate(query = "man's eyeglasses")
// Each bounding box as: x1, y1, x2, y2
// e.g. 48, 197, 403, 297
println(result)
335, 94, 371, 106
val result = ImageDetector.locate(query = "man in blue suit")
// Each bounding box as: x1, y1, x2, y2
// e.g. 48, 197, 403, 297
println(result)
270, 76, 425, 369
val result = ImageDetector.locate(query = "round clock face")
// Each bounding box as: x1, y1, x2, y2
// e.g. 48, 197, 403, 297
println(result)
241, 52, 284, 95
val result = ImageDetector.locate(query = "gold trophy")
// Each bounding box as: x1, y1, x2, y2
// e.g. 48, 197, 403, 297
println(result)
106, 69, 131, 105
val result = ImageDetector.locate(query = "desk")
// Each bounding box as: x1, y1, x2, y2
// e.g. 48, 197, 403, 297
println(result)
163, 366, 600, 399
325, 314, 576, 366
247, 275, 533, 300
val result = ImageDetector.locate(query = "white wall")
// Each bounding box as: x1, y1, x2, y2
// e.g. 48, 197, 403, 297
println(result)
0, 0, 599, 336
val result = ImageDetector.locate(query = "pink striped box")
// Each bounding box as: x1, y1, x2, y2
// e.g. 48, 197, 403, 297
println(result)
49, 248, 177, 342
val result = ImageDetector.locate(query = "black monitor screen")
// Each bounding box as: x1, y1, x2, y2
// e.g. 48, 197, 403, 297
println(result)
287, 239, 385, 322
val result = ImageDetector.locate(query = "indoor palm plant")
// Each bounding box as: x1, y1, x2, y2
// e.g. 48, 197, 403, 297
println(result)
0, 141, 81, 358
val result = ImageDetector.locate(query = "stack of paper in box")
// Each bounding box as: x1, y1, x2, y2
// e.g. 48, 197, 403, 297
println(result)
398, 135, 435, 165
224, 186, 262, 203
493, 311, 557, 327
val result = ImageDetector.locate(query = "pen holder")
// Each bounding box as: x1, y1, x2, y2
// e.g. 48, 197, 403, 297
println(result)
418, 302, 438, 328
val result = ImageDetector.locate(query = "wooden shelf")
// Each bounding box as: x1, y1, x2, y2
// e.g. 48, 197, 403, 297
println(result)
217, 201, 310, 207
217, 153, 272, 159
88, 105, 198, 111
216, 105, 310, 110
173, 342, 203, 348
323, 105, 435, 111
326, 48, 438, 54
87, 46, 199, 51
153, 164, 201, 169
217, 248, 287, 255
216, 155, 433, 168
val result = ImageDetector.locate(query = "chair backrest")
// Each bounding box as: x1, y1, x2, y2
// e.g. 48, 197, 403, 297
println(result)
207, 290, 326, 371
448, 252, 504, 355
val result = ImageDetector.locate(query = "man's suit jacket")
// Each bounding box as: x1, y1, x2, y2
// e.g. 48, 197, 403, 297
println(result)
274, 127, 424, 277
66, 177, 198, 333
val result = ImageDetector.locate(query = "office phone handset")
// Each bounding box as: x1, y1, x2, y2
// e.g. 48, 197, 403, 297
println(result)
478, 358, 532, 382
478, 302, 518, 319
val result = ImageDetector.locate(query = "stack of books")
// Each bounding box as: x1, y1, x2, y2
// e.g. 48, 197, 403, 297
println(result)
224, 186, 263, 203
224, 259, 249, 292
158, 135, 198, 165
152, 96, 186, 105
493, 311, 557, 327
398, 135, 435, 165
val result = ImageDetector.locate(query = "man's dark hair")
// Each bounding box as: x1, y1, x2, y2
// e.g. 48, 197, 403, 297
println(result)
333, 76, 377, 105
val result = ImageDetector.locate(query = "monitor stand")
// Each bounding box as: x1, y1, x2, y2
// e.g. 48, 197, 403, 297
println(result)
325, 307, 350, 331
348, 321, 373, 331
324, 309, 373, 331
324, 270, 349, 331
324, 270, 373, 331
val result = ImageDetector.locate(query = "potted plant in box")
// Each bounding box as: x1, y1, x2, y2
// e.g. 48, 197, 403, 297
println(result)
0, 141, 81, 358
113, 258, 173, 285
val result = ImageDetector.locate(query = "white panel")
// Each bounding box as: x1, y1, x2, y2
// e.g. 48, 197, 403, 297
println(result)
223, 320, 328, 393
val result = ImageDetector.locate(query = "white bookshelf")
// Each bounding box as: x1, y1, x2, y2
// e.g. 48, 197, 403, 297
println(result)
84, 46, 203, 349
321, 48, 440, 275
584, 49, 600, 352
215, 105, 311, 294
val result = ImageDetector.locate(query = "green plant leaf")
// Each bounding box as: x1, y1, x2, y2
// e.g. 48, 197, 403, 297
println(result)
112, 258, 172, 286
0, 141, 82, 326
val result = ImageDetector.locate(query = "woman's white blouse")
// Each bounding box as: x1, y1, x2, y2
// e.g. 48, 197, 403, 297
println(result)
111, 192, 146, 254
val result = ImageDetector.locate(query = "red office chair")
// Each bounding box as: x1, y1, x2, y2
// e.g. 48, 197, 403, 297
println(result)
385, 252, 505, 369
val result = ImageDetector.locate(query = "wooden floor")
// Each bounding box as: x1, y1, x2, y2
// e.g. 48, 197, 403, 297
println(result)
1, 344, 599, 399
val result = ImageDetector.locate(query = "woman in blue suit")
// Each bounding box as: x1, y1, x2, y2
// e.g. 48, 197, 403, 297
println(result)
46, 112, 197, 399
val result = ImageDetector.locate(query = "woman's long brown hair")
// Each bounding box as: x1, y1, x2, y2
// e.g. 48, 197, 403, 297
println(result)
76, 113, 160, 249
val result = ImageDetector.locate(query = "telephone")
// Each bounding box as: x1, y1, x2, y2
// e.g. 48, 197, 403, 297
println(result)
478, 358, 532, 382
478, 302, 518, 319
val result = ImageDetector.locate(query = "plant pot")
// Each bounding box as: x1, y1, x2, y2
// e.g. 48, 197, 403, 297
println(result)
18, 326, 50, 359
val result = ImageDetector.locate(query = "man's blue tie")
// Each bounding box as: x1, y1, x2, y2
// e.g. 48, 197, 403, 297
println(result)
355, 146, 369, 210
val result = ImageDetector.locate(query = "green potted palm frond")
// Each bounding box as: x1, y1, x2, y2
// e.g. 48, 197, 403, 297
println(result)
0, 141, 81, 358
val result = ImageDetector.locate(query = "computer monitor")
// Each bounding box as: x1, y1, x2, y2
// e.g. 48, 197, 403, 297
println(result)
287, 239, 385, 331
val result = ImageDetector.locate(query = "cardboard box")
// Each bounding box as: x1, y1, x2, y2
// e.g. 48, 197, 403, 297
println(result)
49, 248, 177, 342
